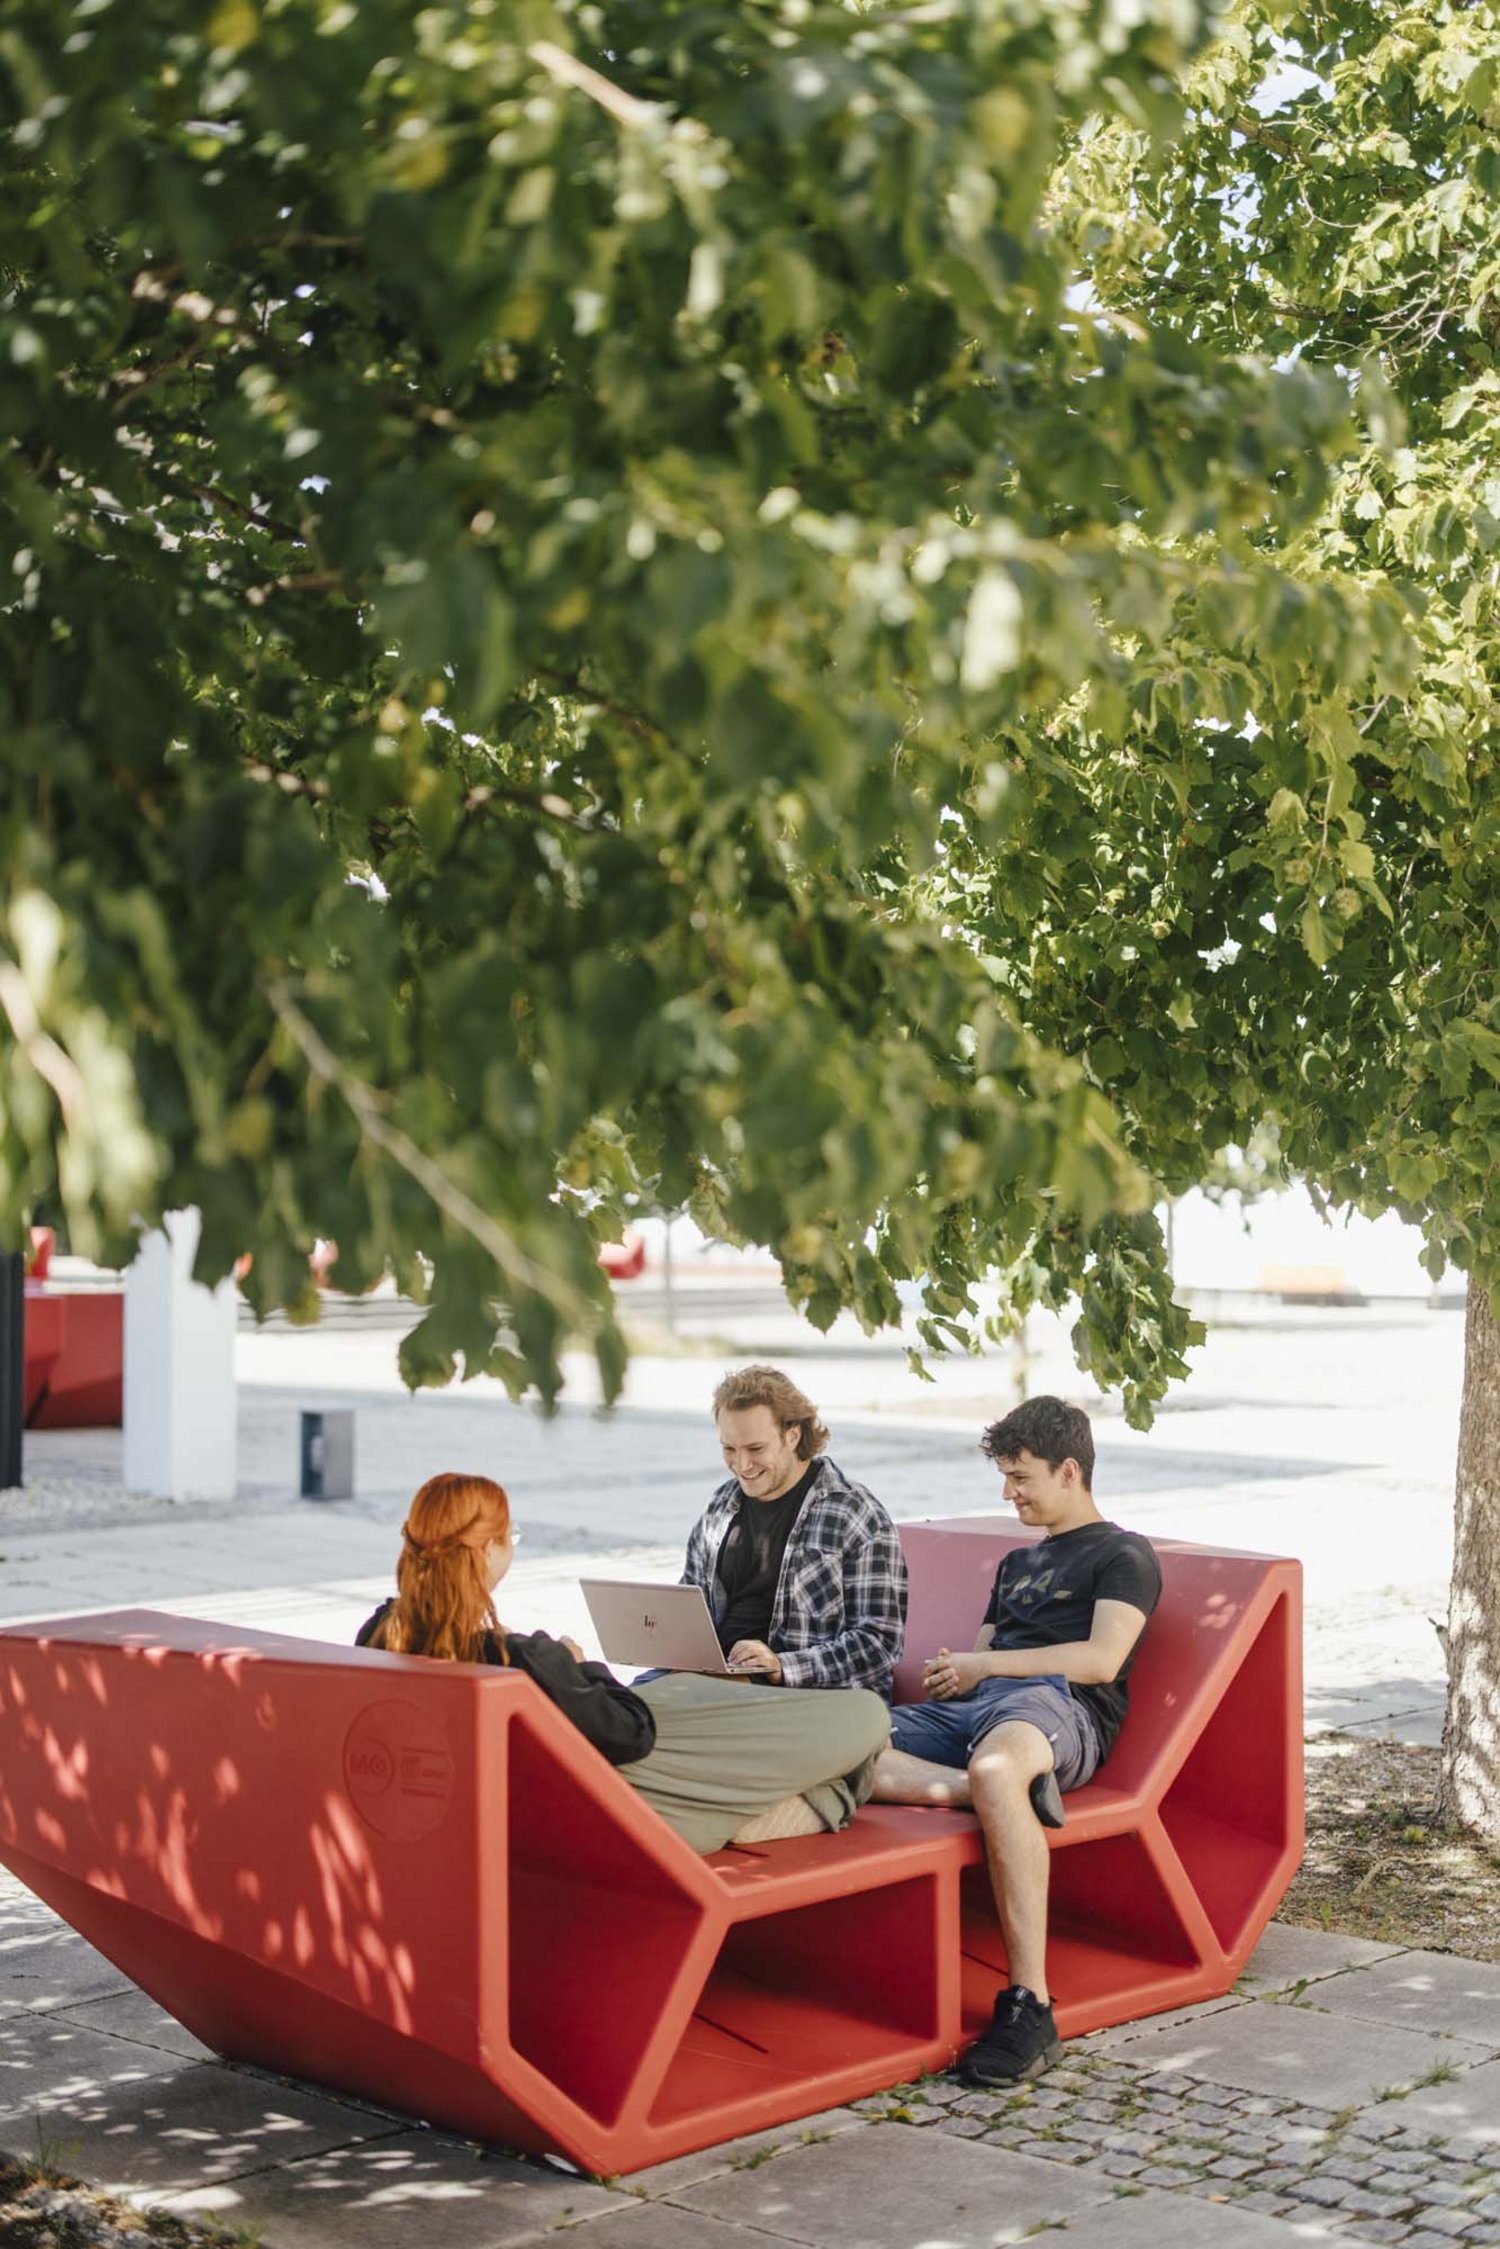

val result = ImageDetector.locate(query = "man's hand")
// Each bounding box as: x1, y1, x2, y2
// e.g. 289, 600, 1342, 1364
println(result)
922, 1648, 987, 1701
727, 1638, 783, 1683
559, 1635, 584, 1662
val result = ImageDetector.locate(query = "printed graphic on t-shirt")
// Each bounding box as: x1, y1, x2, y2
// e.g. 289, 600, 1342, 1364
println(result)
1005, 1565, 1071, 1611
983, 1522, 1164, 1764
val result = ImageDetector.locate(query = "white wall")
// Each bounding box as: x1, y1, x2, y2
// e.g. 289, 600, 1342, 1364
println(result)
123, 1208, 237, 1499
1168, 1184, 1446, 1300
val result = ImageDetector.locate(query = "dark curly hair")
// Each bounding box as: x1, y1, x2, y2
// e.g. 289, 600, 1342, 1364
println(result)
980, 1396, 1094, 1489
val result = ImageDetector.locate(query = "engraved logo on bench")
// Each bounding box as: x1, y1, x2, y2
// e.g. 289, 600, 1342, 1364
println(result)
344, 1700, 455, 1840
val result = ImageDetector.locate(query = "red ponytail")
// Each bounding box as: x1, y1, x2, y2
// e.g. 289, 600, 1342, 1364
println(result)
370, 1472, 510, 1664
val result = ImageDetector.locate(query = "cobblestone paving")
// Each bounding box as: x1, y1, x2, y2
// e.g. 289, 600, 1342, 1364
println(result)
851, 2051, 1500, 2245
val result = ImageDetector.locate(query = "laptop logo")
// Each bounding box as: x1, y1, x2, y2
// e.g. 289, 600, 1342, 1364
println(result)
643, 1614, 656, 1630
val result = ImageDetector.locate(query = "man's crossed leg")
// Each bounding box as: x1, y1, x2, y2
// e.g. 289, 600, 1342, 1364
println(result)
871, 1676, 1098, 2083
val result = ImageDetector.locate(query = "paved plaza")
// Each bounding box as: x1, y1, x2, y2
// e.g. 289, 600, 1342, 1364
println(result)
2, 1289, 1465, 1741
0, 1289, 1483, 2246
6, 1889, 1500, 2249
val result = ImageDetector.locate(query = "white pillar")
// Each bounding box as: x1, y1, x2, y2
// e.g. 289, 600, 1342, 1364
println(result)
123, 1208, 237, 1500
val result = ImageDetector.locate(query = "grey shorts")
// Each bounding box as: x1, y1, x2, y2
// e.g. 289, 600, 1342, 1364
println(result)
888, 1673, 1101, 1792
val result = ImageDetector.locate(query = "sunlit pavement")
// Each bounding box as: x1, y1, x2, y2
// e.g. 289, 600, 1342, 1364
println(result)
5, 1873, 1500, 2248
1, 1295, 1482, 2246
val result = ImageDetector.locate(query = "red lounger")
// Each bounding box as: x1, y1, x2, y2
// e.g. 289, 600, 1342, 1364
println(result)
27, 1289, 124, 1428
0, 1521, 1301, 2176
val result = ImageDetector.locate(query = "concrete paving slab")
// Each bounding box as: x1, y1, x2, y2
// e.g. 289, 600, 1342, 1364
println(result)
0, 1875, 54, 1925
146, 1585, 372, 1638
664, 2121, 1115, 2247
48, 1987, 216, 2064
1360, 2053, 1500, 2153
1299, 1948, 1500, 2052
1339, 1704, 1446, 1747
622, 2107, 867, 2199
0, 2018, 399, 2196
0, 2007, 190, 2123
0, 1925, 133, 2014
549, 2202, 813, 2247
1236, 1923, 1409, 1997
1080, 1994, 1253, 2056
1302, 1688, 1443, 1734
1124, 1996, 1484, 2108
1047, 2186, 1349, 2246
158, 2129, 618, 2249
0, 1884, 67, 2011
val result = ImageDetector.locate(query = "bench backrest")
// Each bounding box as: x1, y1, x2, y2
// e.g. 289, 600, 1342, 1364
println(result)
896, 1517, 1301, 1797
0, 1608, 716, 2121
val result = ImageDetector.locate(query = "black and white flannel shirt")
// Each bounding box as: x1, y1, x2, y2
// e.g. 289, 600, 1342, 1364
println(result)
680, 1455, 907, 1697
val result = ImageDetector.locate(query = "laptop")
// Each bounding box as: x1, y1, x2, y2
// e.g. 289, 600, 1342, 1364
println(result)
579, 1579, 741, 1675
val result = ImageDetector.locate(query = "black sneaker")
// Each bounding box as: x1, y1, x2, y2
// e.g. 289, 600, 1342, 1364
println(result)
959, 1985, 1062, 2085
1029, 1770, 1065, 1829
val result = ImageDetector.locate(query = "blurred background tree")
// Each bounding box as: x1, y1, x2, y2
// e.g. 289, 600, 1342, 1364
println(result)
993, 0, 1500, 1833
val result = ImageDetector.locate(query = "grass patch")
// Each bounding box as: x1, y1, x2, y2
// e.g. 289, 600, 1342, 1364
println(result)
1281, 1735, 1500, 1960
0, 2155, 262, 2249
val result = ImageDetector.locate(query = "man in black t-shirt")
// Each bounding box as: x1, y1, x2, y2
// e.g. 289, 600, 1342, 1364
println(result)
872, 1395, 1161, 2086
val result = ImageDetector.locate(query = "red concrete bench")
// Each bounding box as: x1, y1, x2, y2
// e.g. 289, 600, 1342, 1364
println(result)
23, 1234, 124, 1429
0, 1520, 1301, 2176
25, 1287, 124, 1428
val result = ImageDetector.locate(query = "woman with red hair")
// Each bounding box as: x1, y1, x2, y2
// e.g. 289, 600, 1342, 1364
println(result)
359, 1471, 889, 1853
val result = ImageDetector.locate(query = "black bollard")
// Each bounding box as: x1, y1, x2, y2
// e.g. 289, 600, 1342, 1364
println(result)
0, 1252, 24, 1492
300, 1408, 355, 1500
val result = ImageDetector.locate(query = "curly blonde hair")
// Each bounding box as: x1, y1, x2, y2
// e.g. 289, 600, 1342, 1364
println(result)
711, 1365, 829, 1461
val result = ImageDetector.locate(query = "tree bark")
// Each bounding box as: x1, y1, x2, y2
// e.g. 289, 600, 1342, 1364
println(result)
1440, 1286, 1500, 1838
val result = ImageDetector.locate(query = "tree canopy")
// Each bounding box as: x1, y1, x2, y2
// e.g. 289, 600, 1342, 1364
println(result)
977, 0, 1500, 1827
3, 0, 1422, 1415
9, 0, 1500, 1831
2, 0, 1430, 1403
1002, 0, 1500, 1292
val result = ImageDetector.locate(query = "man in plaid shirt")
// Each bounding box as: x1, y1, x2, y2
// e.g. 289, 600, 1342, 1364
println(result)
680, 1364, 907, 1696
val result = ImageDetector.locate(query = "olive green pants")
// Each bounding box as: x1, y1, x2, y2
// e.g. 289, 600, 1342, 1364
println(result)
623, 1675, 891, 1856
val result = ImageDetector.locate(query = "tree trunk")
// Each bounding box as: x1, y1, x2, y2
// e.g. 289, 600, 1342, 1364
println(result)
1440, 1286, 1500, 1838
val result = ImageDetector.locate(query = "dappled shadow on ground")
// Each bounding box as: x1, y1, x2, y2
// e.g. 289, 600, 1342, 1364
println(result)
1284, 1733, 1500, 1964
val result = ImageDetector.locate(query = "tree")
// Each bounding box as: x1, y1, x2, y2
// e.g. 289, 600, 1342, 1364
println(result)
954, 0, 1500, 1832
1, 0, 1409, 1413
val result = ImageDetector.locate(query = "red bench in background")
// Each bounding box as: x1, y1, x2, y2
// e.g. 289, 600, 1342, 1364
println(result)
0, 1520, 1301, 2177
22, 1229, 124, 1430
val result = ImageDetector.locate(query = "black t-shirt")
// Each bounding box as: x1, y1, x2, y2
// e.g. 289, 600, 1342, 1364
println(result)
982, 1520, 1162, 1760
355, 1604, 656, 1767
715, 1463, 818, 1654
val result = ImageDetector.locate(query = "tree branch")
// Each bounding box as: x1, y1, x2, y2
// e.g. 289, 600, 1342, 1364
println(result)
243, 761, 332, 800
534, 665, 662, 741
527, 40, 662, 130
1231, 114, 1299, 159
462, 780, 609, 832
263, 977, 589, 1310
251, 231, 365, 254
186, 481, 308, 546
0, 963, 87, 1126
